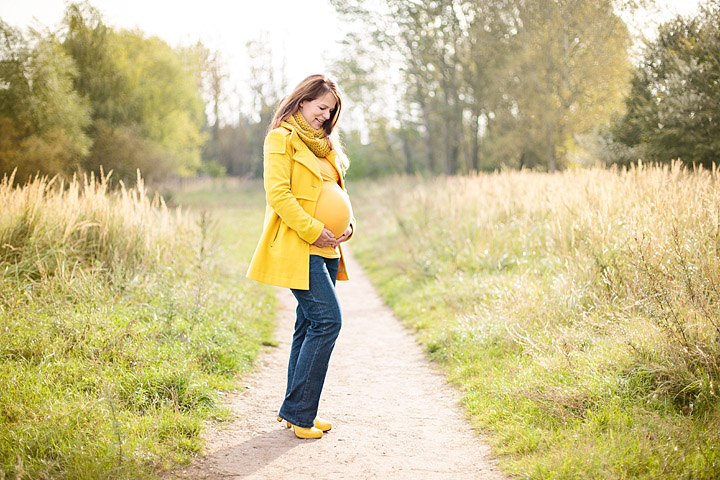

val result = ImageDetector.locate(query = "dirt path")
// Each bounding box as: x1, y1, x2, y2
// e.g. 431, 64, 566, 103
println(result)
167, 249, 508, 480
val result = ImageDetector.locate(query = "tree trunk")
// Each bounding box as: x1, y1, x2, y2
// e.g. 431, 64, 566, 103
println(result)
547, 124, 557, 172
401, 129, 413, 174
471, 113, 480, 172
415, 75, 436, 173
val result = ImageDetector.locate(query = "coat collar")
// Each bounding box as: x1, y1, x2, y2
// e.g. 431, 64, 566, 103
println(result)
280, 123, 340, 183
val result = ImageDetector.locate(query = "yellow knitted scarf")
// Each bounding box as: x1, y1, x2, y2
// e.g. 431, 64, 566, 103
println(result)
285, 111, 332, 158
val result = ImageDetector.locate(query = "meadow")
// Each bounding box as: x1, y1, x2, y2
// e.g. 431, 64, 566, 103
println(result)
2, 163, 719, 479
349, 162, 720, 479
0, 174, 274, 479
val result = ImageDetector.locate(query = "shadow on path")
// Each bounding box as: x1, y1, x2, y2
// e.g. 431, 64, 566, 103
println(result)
172, 429, 305, 479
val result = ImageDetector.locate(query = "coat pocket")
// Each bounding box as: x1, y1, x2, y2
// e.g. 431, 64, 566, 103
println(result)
269, 221, 282, 247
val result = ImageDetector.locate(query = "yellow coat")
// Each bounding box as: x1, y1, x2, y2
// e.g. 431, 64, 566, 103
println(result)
246, 123, 353, 290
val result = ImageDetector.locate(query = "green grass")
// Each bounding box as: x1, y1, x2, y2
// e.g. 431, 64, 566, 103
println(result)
0, 174, 274, 478
349, 164, 720, 479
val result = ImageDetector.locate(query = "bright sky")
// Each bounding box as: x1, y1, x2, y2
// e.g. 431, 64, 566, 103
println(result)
0, 0, 703, 122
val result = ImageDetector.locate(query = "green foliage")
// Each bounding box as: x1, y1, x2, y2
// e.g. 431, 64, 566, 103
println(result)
189, 36, 283, 179
62, 2, 207, 182
331, 0, 633, 173
0, 21, 91, 180
496, 0, 632, 171
342, 126, 416, 180
61, 3, 128, 126
0, 2, 208, 184
351, 165, 720, 478
611, 1, 720, 167
84, 122, 177, 182
0, 174, 275, 478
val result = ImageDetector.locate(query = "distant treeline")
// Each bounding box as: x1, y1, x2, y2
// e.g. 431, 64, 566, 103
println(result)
1, 1, 719, 183
331, 0, 720, 176
0, 2, 273, 184
2, 3, 200, 183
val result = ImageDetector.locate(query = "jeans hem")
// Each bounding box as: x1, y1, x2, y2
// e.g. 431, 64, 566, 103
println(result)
277, 411, 314, 430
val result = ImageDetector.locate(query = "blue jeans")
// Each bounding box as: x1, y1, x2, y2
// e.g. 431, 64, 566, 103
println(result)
278, 255, 342, 429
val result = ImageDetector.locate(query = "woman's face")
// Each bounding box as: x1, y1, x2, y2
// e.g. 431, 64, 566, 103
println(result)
299, 91, 337, 130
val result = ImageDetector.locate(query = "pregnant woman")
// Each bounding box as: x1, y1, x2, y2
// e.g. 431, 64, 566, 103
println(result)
247, 74, 354, 439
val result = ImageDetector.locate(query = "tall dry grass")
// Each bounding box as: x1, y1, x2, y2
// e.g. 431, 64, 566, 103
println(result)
0, 170, 191, 283
351, 162, 720, 478
0, 172, 274, 479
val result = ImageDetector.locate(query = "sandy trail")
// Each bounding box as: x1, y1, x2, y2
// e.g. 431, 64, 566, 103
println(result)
167, 249, 507, 480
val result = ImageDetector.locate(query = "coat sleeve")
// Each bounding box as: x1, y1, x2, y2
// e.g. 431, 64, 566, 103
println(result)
264, 130, 324, 244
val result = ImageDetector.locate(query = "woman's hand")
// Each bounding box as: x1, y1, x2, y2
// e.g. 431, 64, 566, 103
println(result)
335, 226, 353, 245
312, 228, 337, 248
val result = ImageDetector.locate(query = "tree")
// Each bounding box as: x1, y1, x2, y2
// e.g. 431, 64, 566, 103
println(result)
182, 42, 229, 176
613, 0, 720, 167
331, 0, 633, 173
494, 0, 632, 171
330, 33, 418, 175
246, 35, 285, 177
0, 21, 91, 181
62, 2, 206, 182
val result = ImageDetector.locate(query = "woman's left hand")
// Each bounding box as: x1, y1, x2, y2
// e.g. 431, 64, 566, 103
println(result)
335, 226, 353, 245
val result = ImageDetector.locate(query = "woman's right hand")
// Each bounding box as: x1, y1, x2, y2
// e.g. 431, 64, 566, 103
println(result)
312, 228, 337, 248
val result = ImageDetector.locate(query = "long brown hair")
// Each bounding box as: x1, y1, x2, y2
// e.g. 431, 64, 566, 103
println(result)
270, 74, 348, 171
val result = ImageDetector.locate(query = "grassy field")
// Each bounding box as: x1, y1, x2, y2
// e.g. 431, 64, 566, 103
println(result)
349, 163, 720, 479
3, 165, 719, 478
0, 174, 274, 479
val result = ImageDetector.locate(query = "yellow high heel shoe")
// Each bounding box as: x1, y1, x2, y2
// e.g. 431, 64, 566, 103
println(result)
277, 416, 323, 439
313, 417, 332, 432
277, 416, 332, 432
